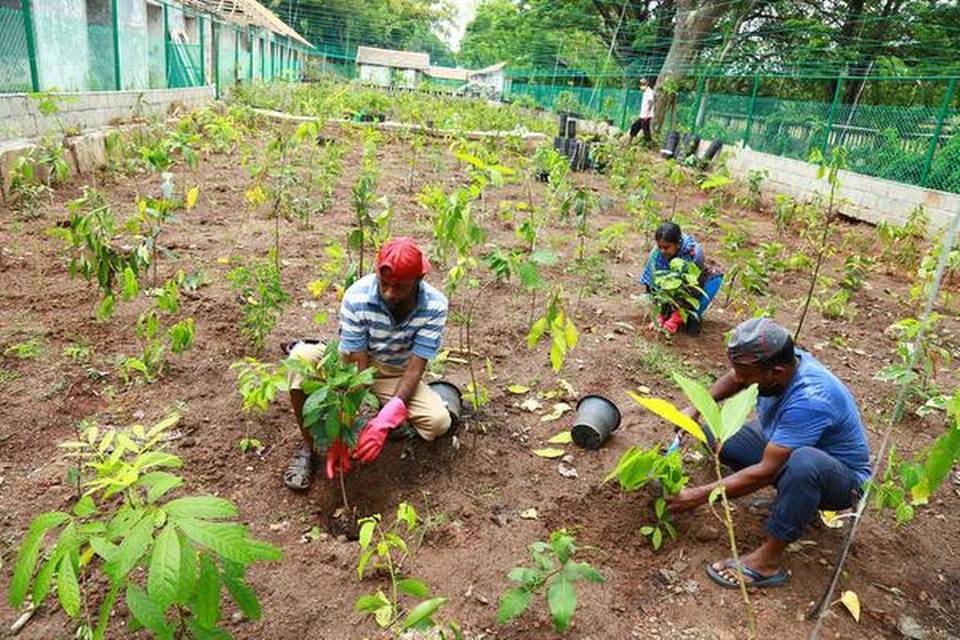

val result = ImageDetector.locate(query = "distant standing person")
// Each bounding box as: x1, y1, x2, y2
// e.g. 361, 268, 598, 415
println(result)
629, 78, 655, 144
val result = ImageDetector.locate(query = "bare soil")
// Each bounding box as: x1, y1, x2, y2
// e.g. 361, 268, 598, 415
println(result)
1, 120, 958, 640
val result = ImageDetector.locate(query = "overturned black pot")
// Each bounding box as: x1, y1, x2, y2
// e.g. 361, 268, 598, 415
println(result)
660, 131, 681, 158
428, 380, 462, 425
571, 394, 621, 450
565, 117, 577, 139
702, 139, 723, 163
683, 133, 701, 159
558, 112, 569, 138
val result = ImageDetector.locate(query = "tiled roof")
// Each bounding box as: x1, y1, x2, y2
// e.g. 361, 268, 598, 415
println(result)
427, 65, 470, 81
356, 46, 430, 70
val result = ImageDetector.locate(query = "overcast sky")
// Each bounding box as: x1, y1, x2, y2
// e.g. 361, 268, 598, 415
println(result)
446, 0, 479, 52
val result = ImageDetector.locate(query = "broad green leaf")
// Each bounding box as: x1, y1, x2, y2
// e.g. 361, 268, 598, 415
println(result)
222, 560, 261, 621
56, 553, 81, 617
175, 536, 197, 604
628, 392, 706, 444
396, 577, 430, 598
496, 587, 531, 623
122, 267, 139, 301
358, 521, 376, 549
104, 513, 154, 582
507, 567, 540, 587
354, 591, 390, 613
137, 451, 183, 470
184, 619, 231, 640
532, 447, 565, 458
547, 576, 577, 633
652, 527, 663, 550
550, 532, 575, 564
175, 517, 281, 564
910, 425, 960, 504
148, 524, 181, 608
400, 596, 447, 631
397, 502, 417, 531
140, 471, 184, 503
672, 372, 721, 434
717, 384, 758, 444
73, 495, 97, 518
9, 511, 71, 607
356, 548, 374, 579
164, 496, 237, 520
125, 583, 172, 638
93, 581, 120, 640
526, 317, 548, 349
193, 553, 220, 629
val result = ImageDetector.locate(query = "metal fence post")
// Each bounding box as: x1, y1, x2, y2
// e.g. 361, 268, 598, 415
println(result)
198, 14, 205, 86
920, 78, 957, 188
247, 27, 253, 82
233, 26, 239, 84
21, 0, 40, 91
743, 74, 761, 147
619, 81, 630, 130
212, 20, 219, 98
111, 0, 121, 89
163, 2, 170, 88
822, 75, 844, 155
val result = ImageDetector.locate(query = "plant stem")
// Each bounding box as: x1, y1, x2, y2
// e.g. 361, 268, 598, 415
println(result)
794, 177, 837, 341
713, 454, 756, 638
338, 466, 349, 511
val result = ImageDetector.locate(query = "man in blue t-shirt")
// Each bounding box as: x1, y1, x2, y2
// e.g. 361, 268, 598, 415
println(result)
667, 318, 871, 588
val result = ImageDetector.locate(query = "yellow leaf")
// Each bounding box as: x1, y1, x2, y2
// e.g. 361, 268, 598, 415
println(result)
185, 186, 199, 210
627, 392, 706, 444
216, 257, 230, 265
507, 384, 530, 394
307, 279, 328, 298
541, 402, 573, 422
839, 590, 860, 622
819, 511, 844, 529
547, 431, 573, 444
532, 447, 565, 459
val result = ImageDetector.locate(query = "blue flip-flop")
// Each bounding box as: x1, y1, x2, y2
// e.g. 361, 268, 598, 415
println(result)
706, 559, 788, 589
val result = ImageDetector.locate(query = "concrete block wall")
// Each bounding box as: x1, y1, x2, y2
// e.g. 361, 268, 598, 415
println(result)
0, 86, 215, 141
723, 145, 959, 233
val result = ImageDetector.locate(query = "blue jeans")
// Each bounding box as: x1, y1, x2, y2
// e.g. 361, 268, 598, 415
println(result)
709, 420, 861, 542
697, 273, 723, 317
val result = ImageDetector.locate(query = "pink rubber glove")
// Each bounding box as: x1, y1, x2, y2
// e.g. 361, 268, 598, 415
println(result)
325, 439, 351, 480
662, 310, 683, 334
352, 397, 408, 463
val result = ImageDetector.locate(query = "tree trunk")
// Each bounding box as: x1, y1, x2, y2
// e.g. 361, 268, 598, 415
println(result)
652, 0, 731, 134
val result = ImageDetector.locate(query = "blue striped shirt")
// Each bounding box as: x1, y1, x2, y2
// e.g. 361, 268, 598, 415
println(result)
338, 274, 448, 368
639, 234, 705, 289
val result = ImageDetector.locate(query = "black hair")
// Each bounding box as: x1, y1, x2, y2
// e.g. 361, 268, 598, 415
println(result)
654, 221, 682, 245
760, 336, 796, 368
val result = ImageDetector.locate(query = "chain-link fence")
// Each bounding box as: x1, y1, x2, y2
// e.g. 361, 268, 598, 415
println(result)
1, 0, 308, 97
507, 73, 960, 195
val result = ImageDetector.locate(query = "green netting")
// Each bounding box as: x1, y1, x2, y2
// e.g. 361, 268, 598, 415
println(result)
148, 36, 165, 88
87, 23, 116, 90
0, 6, 31, 92
34, 8, 89, 91
168, 42, 201, 88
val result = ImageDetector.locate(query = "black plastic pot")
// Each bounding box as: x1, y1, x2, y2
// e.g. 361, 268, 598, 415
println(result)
428, 380, 462, 425
660, 131, 680, 158
553, 135, 565, 152
702, 139, 723, 163
683, 133, 701, 159
558, 112, 569, 138
536, 169, 549, 183
570, 141, 590, 171
571, 394, 621, 450
565, 117, 577, 139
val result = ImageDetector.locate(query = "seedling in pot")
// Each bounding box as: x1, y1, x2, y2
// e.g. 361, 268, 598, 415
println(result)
496, 529, 603, 634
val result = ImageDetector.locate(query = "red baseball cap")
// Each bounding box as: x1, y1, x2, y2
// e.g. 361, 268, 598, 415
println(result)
376, 237, 431, 282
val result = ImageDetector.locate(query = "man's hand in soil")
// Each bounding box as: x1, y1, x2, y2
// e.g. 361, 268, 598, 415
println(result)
353, 397, 408, 462
325, 439, 351, 479
666, 486, 707, 513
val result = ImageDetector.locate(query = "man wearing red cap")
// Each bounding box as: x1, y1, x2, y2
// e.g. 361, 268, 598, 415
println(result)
283, 237, 452, 490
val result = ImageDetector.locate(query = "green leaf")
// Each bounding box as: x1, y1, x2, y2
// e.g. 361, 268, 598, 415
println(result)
358, 520, 376, 549
397, 577, 430, 598
184, 619, 232, 640
547, 576, 577, 633
125, 583, 173, 639
507, 567, 540, 587
526, 317, 548, 349
640, 526, 655, 535
93, 581, 120, 640
496, 587, 531, 623
355, 591, 390, 613
717, 384, 759, 444
174, 518, 267, 564
164, 496, 237, 520
73, 495, 97, 518
175, 536, 197, 604
564, 561, 604, 584
400, 596, 447, 631
56, 553, 81, 617
222, 560, 261, 621
549, 531, 575, 564
140, 471, 184, 503
104, 512, 154, 582
911, 425, 960, 504
397, 502, 417, 531
148, 524, 181, 609
122, 267, 139, 301
672, 372, 721, 434
193, 553, 221, 629
9, 511, 71, 607
356, 548, 374, 579
627, 392, 706, 444
708, 486, 723, 505
652, 527, 663, 550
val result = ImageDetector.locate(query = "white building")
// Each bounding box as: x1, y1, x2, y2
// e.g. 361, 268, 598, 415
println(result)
467, 61, 508, 98
356, 46, 430, 87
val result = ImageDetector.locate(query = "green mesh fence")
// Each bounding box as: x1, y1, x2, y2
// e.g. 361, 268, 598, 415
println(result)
509, 75, 960, 195
87, 24, 116, 90
0, 6, 31, 92
168, 42, 201, 88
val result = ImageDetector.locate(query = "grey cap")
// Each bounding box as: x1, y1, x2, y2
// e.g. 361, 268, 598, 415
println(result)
726, 318, 792, 365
